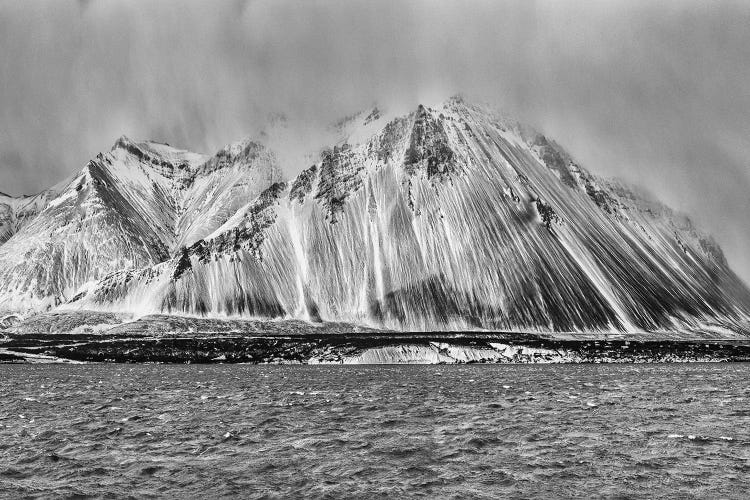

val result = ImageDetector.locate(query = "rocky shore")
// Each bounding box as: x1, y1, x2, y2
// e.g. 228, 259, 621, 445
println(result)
2, 311, 750, 364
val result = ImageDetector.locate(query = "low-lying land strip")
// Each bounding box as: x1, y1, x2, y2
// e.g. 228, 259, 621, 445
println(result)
2, 311, 750, 364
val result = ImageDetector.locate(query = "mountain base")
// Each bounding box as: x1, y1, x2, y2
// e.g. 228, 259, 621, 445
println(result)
2, 311, 750, 364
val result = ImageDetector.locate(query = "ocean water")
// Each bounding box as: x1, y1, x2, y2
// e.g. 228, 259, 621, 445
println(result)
1, 364, 749, 499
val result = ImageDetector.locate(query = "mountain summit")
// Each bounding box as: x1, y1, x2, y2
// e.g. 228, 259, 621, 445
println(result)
1, 97, 749, 334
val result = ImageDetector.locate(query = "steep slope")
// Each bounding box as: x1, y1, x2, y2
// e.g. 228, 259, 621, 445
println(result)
68, 98, 750, 334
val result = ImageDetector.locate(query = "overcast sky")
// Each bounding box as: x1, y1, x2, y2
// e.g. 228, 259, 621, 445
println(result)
1, 0, 749, 283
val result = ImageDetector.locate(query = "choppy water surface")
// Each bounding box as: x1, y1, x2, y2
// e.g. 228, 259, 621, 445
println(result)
1, 364, 749, 498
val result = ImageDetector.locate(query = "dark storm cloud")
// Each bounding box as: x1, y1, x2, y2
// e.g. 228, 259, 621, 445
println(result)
1, 0, 749, 282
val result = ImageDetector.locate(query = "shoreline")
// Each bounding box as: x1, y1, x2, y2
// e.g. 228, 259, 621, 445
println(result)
3, 332, 750, 364
3, 311, 750, 364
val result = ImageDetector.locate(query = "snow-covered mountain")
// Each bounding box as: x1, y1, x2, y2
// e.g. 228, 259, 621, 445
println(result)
0, 135, 282, 312
2, 97, 749, 334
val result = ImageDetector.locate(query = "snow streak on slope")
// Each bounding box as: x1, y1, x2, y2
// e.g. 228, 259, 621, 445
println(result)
66, 98, 750, 334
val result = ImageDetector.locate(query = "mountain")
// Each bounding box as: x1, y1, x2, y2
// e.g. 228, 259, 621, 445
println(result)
1, 97, 749, 335
0, 136, 281, 312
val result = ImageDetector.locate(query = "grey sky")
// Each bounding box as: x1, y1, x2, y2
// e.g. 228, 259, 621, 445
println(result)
1, 0, 749, 283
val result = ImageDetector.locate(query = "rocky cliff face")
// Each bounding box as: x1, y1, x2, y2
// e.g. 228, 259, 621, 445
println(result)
2, 97, 749, 334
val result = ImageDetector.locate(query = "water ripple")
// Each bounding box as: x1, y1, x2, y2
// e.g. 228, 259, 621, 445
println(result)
1, 363, 749, 498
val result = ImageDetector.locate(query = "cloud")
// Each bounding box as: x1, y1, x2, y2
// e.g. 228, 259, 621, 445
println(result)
1, 0, 750, 283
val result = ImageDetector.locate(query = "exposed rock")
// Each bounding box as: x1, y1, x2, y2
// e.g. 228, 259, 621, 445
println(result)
289, 165, 318, 204
534, 198, 564, 231
403, 104, 456, 181
314, 145, 365, 223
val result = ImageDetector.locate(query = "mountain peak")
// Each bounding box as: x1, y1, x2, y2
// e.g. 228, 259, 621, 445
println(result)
109, 135, 208, 176
111, 135, 140, 153
216, 137, 265, 158
193, 138, 272, 177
